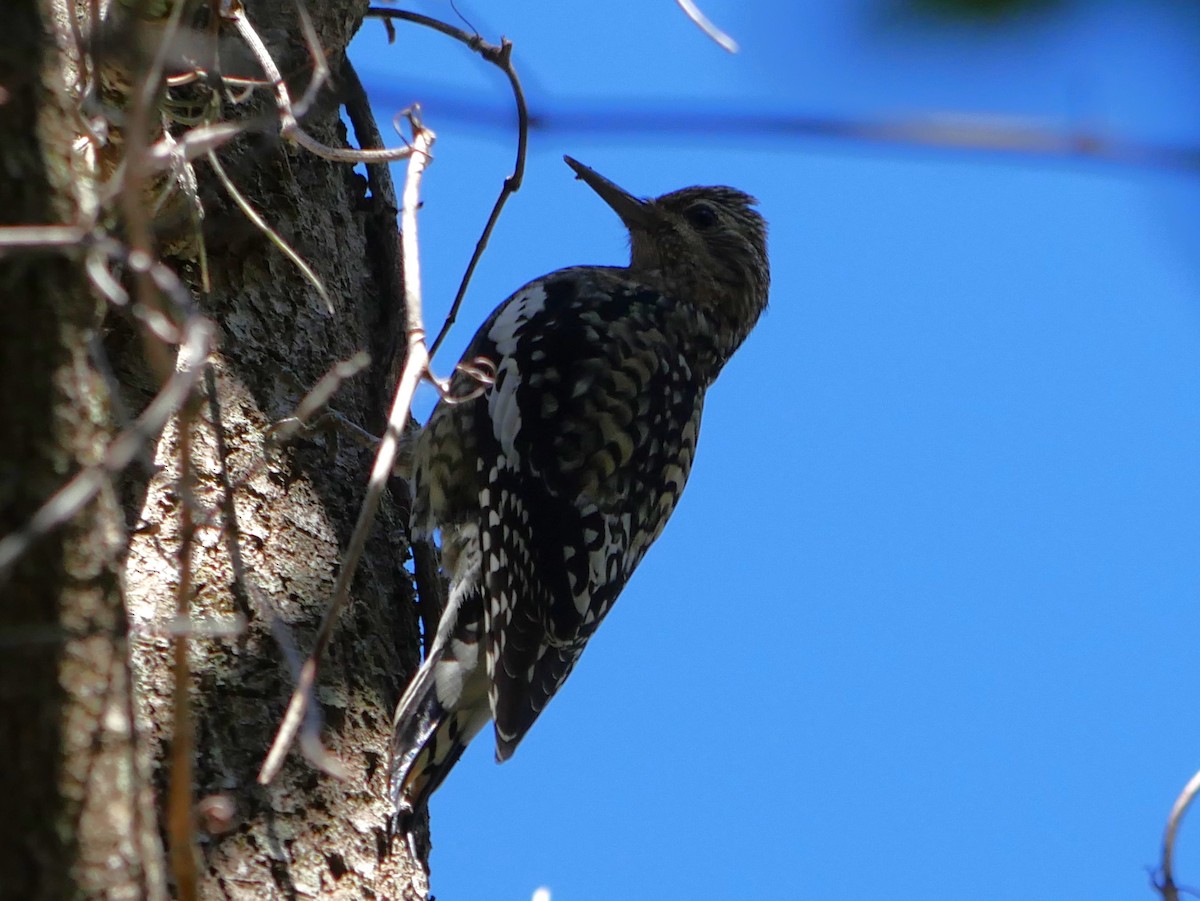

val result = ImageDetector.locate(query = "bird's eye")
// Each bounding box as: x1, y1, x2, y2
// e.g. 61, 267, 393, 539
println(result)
684, 203, 718, 230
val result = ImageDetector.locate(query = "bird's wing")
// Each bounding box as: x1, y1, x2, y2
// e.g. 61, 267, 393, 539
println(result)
476, 270, 704, 758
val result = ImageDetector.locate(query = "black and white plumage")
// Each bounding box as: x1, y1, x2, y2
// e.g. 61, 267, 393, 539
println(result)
390, 156, 770, 823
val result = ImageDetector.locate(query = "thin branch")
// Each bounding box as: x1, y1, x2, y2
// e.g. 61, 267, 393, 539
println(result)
107, 240, 198, 343
364, 81, 1200, 173
0, 225, 86, 251
290, 122, 418, 164
366, 8, 529, 357
116, 0, 191, 382
340, 56, 445, 659
131, 0, 193, 119
205, 148, 333, 313
143, 119, 259, 169
285, 0, 329, 121
266, 353, 374, 446
259, 116, 438, 785
1157, 768, 1200, 901
148, 616, 246, 640
167, 391, 200, 901
225, 3, 416, 164
674, 0, 739, 53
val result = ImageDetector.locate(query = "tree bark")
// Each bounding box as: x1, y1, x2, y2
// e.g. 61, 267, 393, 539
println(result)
0, 0, 426, 896
0, 3, 167, 898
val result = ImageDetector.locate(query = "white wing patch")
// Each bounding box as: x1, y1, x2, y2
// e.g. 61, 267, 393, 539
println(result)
487, 283, 548, 460
488, 283, 547, 356
490, 358, 523, 459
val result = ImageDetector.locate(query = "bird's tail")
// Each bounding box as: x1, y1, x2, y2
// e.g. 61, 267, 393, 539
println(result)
390, 583, 491, 825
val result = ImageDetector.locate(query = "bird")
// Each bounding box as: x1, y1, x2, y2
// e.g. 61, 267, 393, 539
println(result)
389, 155, 770, 826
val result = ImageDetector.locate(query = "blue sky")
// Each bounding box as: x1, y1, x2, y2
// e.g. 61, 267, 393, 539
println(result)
351, 3, 1200, 898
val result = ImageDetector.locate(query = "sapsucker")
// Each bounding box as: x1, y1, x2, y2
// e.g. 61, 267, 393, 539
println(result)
390, 156, 770, 823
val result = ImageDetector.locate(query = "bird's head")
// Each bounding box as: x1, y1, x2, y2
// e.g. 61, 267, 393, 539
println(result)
564, 156, 770, 362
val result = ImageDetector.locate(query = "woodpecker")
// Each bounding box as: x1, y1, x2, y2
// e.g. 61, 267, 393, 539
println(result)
390, 156, 770, 824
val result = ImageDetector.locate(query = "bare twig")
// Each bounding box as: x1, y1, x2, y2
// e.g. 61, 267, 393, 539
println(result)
145, 616, 247, 640
86, 249, 129, 307
366, 8, 529, 357
674, 0, 739, 53
143, 119, 258, 168
1156, 768, 1200, 901
205, 149, 333, 313
0, 225, 86, 251
364, 82, 1200, 173
286, 0, 328, 121
288, 119, 417, 164
225, 3, 416, 165
0, 316, 214, 584
167, 391, 200, 901
0, 228, 194, 348
266, 353, 373, 446
130, 0, 194, 120
101, 239, 197, 343
117, 0, 191, 377
340, 56, 447, 659
259, 117, 437, 785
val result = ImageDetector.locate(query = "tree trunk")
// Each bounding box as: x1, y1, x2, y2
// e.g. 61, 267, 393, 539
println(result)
0, 0, 426, 896
0, 3, 167, 898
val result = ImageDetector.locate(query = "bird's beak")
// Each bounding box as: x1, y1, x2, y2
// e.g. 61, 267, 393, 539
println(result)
564, 156, 653, 230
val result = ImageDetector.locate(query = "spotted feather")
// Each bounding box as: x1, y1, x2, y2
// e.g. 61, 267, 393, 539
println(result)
389, 157, 770, 824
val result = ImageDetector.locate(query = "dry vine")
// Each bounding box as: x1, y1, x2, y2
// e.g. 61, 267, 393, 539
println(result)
257, 7, 532, 783
1156, 768, 1200, 901
0, 0, 525, 893
258, 114, 437, 784
365, 7, 530, 357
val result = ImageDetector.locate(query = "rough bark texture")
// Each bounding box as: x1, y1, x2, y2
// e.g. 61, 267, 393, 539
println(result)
1, 0, 426, 896
119, 1, 426, 897
0, 3, 166, 898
